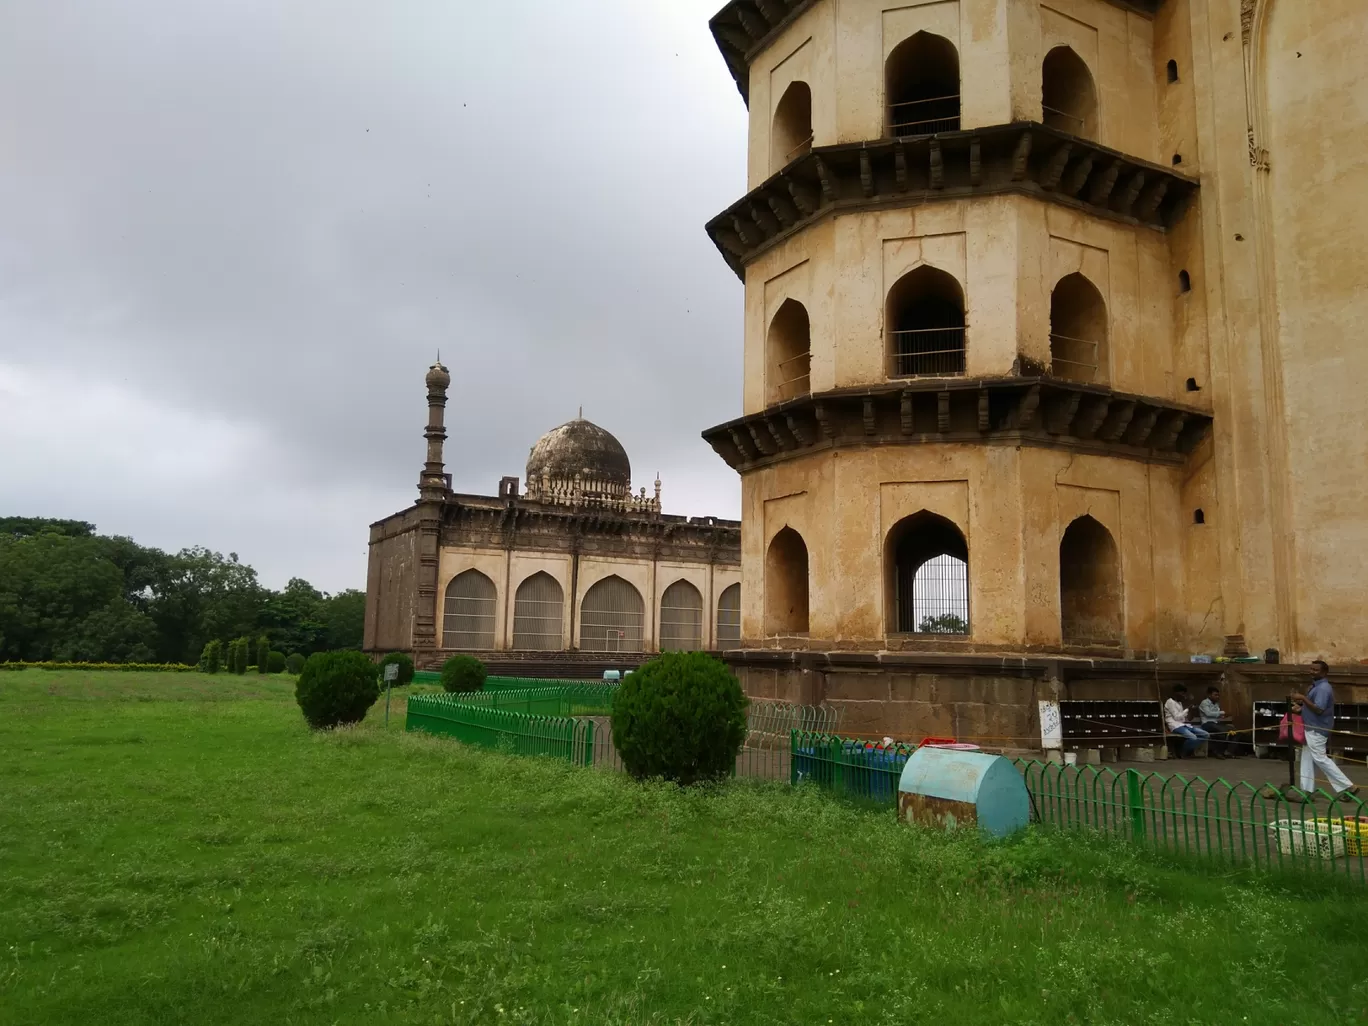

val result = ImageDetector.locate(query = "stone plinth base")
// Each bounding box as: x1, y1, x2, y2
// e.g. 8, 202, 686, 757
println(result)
723, 649, 1368, 756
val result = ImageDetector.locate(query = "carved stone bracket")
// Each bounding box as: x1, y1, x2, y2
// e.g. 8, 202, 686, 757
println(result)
705, 122, 1199, 278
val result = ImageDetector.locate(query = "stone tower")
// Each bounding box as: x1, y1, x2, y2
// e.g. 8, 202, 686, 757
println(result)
412, 358, 451, 656
701, 0, 1368, 664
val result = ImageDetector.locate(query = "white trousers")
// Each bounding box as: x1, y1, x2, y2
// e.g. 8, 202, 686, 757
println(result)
1300, 728, 1354, 794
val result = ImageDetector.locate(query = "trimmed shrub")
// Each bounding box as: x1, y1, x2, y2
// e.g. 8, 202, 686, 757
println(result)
611, 652, 747, 786
295, 650, 380, 729
198, 639, 222, 674
256, 636, 270, 675
233, 637, 249, 675
285, 652, 305, 674
440, 654, 486, 693
267, 650, 287, 673
0, 661, 198, 672
377, 652, 415, 687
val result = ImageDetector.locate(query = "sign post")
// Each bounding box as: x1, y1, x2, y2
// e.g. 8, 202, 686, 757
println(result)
384, 662, 399, 727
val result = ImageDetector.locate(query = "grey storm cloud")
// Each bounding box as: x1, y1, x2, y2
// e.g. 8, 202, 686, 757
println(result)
0, 0, 747, 591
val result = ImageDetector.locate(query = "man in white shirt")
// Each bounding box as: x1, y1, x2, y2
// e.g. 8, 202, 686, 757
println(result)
1164, 684, 1209, 757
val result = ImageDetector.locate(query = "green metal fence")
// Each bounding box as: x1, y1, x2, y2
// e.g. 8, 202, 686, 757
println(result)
433, 684, 618, 717
790, 731, 915, 803
1016, 760, 1368, 881
405, 692, 593, 764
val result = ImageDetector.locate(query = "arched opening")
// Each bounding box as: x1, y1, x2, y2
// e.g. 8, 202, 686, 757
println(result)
658, 579, 703, 651
716, 583, 741, 649
579, 575, 644, 653
512, 571, 564, 651
765, 527, 809, 635
771, 80, 813, 171
1185, 377, 1201, 392
766, 298, 811, 405
1042, 46, 1098, 141
886, 265, 966, 377
885, 32, 961, 137
1059, 515, 1122, 645
1178, 269, 1191, 293
1166, 59, 1179, 83
885, 512, 969, 635
1049, 273, 1108, 384
442, 569, 497, 650
659, 580, 705, 651
1193, 509, 1206, 525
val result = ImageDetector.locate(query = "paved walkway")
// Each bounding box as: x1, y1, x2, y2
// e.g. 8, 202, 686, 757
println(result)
1156, 753, 1368, 790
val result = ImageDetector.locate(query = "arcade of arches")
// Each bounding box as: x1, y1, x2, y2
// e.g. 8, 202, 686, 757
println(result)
365, 388, 741, 661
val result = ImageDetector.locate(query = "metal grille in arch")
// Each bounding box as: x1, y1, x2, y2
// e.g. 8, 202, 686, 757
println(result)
512, 572, 563, 651
579, 576, 644, 653
443, 570, 497, 650
659, 580, 703, 651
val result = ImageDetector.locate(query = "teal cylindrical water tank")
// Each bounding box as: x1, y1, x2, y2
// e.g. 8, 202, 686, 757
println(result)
897, 747, 1029, 838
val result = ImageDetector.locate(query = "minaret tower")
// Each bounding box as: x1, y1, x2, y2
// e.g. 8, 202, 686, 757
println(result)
701, 1, 1215, 659
413, 358, 450, 655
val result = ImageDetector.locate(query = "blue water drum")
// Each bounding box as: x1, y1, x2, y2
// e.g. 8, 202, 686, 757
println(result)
897, 747, 1030, 838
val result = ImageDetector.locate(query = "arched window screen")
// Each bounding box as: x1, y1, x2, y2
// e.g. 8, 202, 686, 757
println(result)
512, 572, 563, 650
887, 512, 970, 635
579, 576, 645, 653
442, 570, 497, 650
716, 583, 741, 649
659, 580, 703, 651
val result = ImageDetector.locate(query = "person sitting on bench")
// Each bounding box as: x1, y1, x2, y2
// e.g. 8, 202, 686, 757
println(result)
1198, 685, 1232, 759
1164, 684, 1210, 756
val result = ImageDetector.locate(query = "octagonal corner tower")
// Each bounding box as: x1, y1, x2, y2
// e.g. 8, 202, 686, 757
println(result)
702, 0, 1368, 663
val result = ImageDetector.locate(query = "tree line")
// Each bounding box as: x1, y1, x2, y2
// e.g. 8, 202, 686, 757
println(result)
0, 517, 364, 664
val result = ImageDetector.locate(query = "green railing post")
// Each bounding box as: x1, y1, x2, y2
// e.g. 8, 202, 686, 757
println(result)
1126, 768, 1146, 841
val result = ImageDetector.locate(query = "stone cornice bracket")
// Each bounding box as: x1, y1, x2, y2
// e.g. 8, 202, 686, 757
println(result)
704, 123, 1200, 280
702, 379, 1212, 473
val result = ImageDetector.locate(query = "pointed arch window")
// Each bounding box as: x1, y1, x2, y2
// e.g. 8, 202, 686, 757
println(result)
442, 570, 497, 650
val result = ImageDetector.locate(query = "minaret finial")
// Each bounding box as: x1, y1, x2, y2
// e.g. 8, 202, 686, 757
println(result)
578, 405, 583, 419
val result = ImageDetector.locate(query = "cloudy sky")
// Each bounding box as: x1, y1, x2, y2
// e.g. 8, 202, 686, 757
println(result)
0, 1, 749, 593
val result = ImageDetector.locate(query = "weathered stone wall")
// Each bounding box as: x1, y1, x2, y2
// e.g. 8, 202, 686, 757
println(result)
364, 509, 419, 653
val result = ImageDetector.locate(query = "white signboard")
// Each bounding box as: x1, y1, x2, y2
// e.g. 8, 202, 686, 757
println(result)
1039, 700, 1063, 750
384, 663, 400, 683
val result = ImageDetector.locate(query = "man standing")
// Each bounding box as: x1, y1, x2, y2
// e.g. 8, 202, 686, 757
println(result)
1164, 684, 1209, 757
1291, 660, 1360, 799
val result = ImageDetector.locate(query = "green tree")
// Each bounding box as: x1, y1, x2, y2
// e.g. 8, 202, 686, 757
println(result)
256, 636, 270, 675
199, 639, 222, 674
321, 589, 367, 650
917, 613, 969, 635
0, 532, 127, 661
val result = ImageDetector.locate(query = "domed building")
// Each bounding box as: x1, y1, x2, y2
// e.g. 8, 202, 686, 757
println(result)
364, 363, 741, 669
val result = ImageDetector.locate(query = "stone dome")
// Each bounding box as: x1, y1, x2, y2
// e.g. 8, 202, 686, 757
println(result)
425, 360, 450, 390
525, 418, 631, 497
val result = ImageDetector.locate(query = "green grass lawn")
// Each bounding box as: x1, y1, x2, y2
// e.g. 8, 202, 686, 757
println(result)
2, 669, 1366, 1026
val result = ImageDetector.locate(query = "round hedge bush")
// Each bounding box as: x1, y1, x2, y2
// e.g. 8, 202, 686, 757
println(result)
610, 651, 748, 785
295, 650, 380, 729
266, 650, 287, 674
440, 654, 486, 693
377, 651, 415, 687
285, 652, 305, 674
